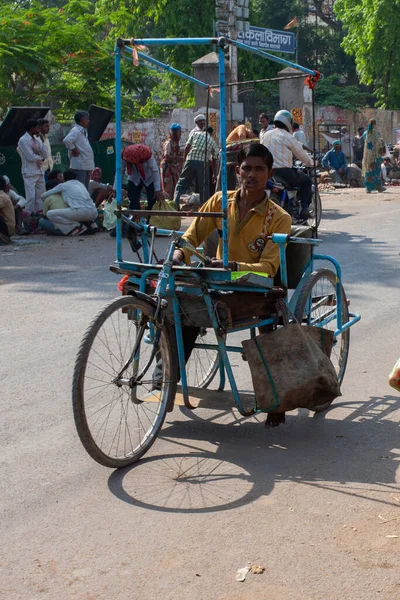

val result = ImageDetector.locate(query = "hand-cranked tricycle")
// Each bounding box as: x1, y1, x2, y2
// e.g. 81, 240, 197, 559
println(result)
72, 36, 360, 468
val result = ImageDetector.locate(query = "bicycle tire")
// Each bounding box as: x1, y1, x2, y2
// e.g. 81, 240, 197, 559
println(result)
72, 296, 178, 468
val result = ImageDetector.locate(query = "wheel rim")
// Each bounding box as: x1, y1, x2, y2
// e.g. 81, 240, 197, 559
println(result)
79, 301, 171, 462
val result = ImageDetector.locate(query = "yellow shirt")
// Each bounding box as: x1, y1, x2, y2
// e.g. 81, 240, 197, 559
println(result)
182, 189, 291, 276
0, 190, 15, 236
43, 193, 68, 216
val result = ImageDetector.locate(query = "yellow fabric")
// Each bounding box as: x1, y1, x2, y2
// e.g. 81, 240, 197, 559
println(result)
43, 193, 68, 216
0, 190, 15, 236
182, 189, 291, 276
226, 125, 249, 143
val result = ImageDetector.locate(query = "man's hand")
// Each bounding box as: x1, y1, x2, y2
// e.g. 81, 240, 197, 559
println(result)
154, 191, 165, 202
172, 249, 184, 265
71, 148, 80, 157
209, 259, 237, 270
32, 147, 41, 156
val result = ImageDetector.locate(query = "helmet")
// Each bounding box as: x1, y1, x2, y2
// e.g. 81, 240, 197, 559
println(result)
273, 110, 293, 132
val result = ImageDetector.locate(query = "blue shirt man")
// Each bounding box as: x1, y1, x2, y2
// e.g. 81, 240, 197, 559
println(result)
322, 141, 347, 175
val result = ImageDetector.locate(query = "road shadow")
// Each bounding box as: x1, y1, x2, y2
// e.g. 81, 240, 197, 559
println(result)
108, 394, 400, 514
321, 208, 356, 221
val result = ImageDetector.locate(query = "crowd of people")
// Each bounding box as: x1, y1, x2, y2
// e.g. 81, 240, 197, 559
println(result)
0, 107, 395, 246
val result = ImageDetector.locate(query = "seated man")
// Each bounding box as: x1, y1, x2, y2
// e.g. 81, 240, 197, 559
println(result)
226, 123, 258, 144
3, 175, 25, 234
41, 169, 98, 236
47, 169, 64, 184
0, 176, 16, 245
88, 167, 113, 207
39, 180, 69, 235
322, 140, 348, 183
172, 143, 292, 427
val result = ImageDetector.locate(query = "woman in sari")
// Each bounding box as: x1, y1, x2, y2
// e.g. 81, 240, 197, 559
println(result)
160, 123, 184, 199
362, 119, 386, 192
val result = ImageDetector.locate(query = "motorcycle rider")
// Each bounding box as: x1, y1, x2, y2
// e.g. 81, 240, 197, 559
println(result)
261, 110, 313, 222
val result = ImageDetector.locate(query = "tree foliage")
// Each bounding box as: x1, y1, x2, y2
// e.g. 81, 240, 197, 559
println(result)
335, 0, 400, 109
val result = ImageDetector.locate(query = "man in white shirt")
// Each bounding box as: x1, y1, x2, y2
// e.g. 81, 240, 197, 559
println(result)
37, 118, 53, 177
63, 111, 95, 189
41, 169, 98, 235
258, 113, 274, 144
293, 122, 312, 152
17, 119, 48, 214
261, 110, 313, 221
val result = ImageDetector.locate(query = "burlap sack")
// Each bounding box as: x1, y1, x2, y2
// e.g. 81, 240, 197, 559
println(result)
242, 324, 340, 412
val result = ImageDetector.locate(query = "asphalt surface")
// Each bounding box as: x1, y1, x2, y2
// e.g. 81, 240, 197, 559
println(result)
1, 188, 400, 600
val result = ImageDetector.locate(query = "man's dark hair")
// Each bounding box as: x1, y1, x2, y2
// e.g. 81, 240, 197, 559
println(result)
63, 169, 78, 181
45, 180, 59, 191
259, 113, 269, 121
293, 122, 300, 130
74, 110, 90, 125
358, 126, 364, 133
206, 126, 214, 135
238, 143, 273, 170
25, 119, 38, 131
0, 176, 7, 191
37, 118, 49, 126
251, 128, 259, 137
274, 121, 288, 132
47, 170, 63, 181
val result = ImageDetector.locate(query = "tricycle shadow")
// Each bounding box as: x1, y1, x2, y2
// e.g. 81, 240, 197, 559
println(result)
107, 394, 400, 514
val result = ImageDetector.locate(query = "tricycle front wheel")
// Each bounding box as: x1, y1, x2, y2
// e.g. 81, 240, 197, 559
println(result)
72, 296, 178, 468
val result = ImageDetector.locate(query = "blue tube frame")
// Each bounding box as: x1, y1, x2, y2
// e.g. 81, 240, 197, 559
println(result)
113, 35, 360, 416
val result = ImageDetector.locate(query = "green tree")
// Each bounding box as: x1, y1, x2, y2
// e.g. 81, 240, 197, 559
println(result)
335, 0, 400, 109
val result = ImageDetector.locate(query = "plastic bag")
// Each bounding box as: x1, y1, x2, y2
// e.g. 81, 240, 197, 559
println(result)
103, 197, 117, 231
389, 357, 400, 392
149, 198, 181, 231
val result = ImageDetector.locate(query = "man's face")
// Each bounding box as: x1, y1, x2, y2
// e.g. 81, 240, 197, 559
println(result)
56, 172, 64, 183
92, 171, 101, 183
334, 144, 341, 153
40, 123, 50, 135
80, 115, 90, 129
259, 116, 268, 129
30, 126, 40, 136
237, 156, 272, 193
197, 119, 206, 130
358, 128, 364, 136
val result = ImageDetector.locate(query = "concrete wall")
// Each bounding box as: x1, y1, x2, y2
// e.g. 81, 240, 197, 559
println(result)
49, 107, 220, 163
303, 104, 400, 151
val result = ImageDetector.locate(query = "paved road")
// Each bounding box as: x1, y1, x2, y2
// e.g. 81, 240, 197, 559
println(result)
1, 189, 400, 600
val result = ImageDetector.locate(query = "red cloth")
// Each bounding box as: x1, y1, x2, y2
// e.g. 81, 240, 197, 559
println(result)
122, 144, 152, 179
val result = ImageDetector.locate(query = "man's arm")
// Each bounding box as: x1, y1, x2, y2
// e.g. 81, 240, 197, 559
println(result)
148, 155, 161, 192
321, 151, 330, 169
42, 182, 67, 199
18, 137, 43, 162
236, 211, 292, 276
290, 137, 313, 166
63, 128, 79, 150
179, 195, 219, 263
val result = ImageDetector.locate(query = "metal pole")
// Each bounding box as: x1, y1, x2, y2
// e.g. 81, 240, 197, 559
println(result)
218, 43, 229, 269
114, 44, 123, 263
295, 27, 299, 64
311, 86, 318, 237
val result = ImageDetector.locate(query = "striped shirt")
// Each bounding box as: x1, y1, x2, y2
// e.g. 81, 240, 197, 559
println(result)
186, 131, 218, 162
41, 135, 53, 171
17, 132, 48, 175
261, 128, 312, 169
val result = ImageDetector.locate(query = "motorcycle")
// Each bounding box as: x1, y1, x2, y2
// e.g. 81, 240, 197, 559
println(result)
268, 161, 322, 228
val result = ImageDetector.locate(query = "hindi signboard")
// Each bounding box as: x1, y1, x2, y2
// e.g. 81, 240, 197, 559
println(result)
237, 25, 295, 54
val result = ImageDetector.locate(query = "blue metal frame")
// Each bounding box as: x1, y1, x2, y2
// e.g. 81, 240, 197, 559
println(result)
113, 36, 360, 417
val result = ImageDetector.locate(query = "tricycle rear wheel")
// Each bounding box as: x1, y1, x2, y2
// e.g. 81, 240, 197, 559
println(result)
294, 268, 350, 412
